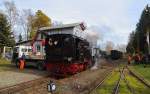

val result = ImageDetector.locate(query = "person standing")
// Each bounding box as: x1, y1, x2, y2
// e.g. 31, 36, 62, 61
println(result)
19, 53, 25, 70
128, 54, 132, 65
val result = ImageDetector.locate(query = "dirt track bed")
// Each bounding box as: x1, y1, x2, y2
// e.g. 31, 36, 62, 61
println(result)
0, 59, 114, 94
56, 67, 113, 94
0, 65, 49, 89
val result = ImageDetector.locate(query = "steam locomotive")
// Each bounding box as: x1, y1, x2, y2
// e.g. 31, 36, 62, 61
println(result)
41, 23, 95, 76
44, 34, 93, 75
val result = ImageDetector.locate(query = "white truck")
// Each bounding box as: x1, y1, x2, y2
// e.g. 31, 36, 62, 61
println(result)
12, 45, 45, 70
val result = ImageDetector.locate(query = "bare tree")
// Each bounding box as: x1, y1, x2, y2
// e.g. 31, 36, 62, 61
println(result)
4, 1, 19, 39
19, 9, 34, 40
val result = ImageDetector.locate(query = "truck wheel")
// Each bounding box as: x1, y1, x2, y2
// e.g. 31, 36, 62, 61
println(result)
37, 63, 44, 70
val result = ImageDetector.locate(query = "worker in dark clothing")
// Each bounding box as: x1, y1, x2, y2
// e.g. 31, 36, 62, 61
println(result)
21, 53, 26, 60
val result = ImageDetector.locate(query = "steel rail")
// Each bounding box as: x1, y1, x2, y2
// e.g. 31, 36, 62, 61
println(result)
127, 66, 150, 88
88, 69, 113, 94
122, 66, 135, 94
0, 75, 52, 94
112, 67, 123, 94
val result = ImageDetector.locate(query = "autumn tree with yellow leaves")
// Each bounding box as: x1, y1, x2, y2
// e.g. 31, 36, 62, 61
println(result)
30, 10, 52, 39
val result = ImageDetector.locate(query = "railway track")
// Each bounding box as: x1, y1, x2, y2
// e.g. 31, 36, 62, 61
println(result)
0, 70, 78, 94
88, 64, 125, 94
122, 66, 150, 94
122, 67, 135, 94
112, 65, 136, 94
127, 66, 150, 88
112, 66, 124, 94
89, 71, 112, 94
112, 66, 150, 94
0, 75, 53, 94
1, 64, 149, 94
89, 64, 150, 94
87, 61, 119, 94
87, 69, 114, 94
111, 65, 150, 94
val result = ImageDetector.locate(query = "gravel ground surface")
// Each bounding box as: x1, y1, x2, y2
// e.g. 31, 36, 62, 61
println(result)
11, 59, 114, 94
0, 59, 114, 94
0, 66, 49, 89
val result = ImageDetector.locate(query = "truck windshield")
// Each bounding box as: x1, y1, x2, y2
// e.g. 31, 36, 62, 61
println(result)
28, 49, 32, 52
13, 47, 19, 53
21, 48, 27, 52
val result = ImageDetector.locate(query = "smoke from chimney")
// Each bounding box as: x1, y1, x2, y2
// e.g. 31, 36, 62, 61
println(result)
84, 27, 100, 47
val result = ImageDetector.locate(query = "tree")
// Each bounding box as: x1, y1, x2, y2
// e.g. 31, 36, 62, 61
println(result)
0, 12, 15, 53
126, 31, 135, 54
18, 33, 23, 42
145, 5, 150, 54
134, 5, 150, 54
29, 30, 36, 39
30, 10, 51, 39
127, 5, 150, 54
32, 10, 51, 29
19, 9, 34, 40
4, 1, 19, 37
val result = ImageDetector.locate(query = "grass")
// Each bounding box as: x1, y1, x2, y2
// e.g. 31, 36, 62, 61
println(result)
0, 58, 12, 72
91, 69, 120, 94
91, 68, 132, 94
91, 65, 150, 94
119, 78, 131, 94
130, 64, 150, 82
0, 57, 11, 64
125, 73, 150, 94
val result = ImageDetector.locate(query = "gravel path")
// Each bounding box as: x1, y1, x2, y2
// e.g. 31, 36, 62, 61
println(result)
0, 68, 49, 88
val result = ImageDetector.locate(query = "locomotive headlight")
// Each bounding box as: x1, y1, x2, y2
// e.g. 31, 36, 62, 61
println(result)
68, 57, 72, 62
47, 80, 56, 93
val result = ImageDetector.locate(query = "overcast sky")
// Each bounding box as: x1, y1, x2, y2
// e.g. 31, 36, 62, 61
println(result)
0, 0, 149, 47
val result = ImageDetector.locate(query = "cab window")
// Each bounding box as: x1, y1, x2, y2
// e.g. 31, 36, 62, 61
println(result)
21, 48, 27, 52
28, 49, 32, 52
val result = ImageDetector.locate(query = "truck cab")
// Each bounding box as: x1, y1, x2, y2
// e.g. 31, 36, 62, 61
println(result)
13, 46, 32, 58
12, 45, 45, 70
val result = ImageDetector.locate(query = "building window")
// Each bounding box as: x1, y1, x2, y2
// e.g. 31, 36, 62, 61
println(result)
41, 34, 45, 39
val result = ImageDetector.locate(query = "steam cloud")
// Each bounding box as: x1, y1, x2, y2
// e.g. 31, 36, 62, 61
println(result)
84, 27, 101, 47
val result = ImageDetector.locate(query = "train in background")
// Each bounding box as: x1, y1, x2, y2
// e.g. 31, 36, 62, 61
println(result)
100, 50, 123, 60
110, 50, 123, 60
12, 23, 96, 75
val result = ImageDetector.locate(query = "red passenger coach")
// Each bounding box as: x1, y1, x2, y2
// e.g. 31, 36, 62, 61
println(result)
40, 23, 94, 75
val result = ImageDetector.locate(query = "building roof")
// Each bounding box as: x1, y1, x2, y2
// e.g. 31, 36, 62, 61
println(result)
31, 22, 86, 45
39, 22, 85, 31
16, 40, 32, 46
